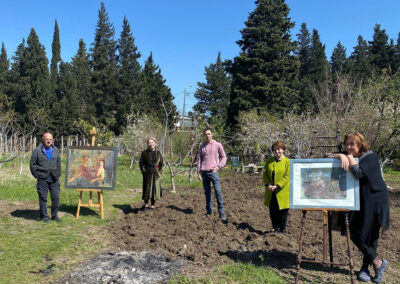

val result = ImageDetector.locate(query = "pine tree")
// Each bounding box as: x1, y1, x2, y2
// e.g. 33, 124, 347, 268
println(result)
296, 23, 312, 79
71, 39, 93, 122
0, 42, 9, 95
193, 52, 231, 125
116, 16, 141, 134
228, 0, 299, 126
50, 20, 61, 91
90, 2, 119, 132
330, 41, 348, 75
12, 29, 52, 133
140, 53, 176, 124
368, 24, 391, 72
349, 35, 371, 82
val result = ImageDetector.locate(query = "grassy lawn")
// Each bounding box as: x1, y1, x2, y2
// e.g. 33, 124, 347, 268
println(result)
0, 155, 286, 283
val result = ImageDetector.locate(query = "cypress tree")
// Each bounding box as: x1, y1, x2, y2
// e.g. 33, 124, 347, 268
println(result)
71, 39, 93, 122
116, 16, 141, 134
309, 29, 329, 85
193, 52, 231, 124
330, 41, 348, 75
349, 35, 371, 82
54, 61, 80, 136
90, 2, 119, 132
50, 20, 61, 91
0, 42, 9, 95
228, 0, 299, 126
296, 23, 312, 79
141, 53, 176, 124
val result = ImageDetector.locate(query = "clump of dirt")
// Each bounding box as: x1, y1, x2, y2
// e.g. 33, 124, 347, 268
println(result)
58, 251, 182, 284
109, 172, 400, 282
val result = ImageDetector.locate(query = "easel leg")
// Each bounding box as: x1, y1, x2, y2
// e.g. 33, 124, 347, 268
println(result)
323, 211, 329, 266
296, 210, 307, 283
328, 212, 334, 268
76, 190, 82, 219
345, 212, 354, 284
89, 191, 93, 206
99, 191, 104, 219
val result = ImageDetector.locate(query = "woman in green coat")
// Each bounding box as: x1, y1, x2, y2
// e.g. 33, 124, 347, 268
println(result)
263, 141, 290, 233
139, 137, 163, 210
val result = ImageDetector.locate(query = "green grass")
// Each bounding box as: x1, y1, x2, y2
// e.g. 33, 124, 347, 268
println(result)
169, 263, 286, 284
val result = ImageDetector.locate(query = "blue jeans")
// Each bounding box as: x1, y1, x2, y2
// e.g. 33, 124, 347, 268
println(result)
201, 171, 225, 217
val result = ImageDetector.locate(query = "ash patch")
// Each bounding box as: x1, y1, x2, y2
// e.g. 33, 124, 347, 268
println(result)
59, 251, 182, 284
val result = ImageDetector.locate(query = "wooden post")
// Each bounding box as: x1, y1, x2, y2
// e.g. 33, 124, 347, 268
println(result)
61, 136, 64, 158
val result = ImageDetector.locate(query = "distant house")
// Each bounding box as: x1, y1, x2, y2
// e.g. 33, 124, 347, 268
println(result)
174, 115, 194, 131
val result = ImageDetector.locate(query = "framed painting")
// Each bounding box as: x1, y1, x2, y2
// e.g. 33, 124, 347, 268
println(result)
290, 158, 359, 210
65, 146, 118, 190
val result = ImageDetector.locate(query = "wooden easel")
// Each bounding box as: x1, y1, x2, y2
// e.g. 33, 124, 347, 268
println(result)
295, 131, 354, 283
76, 128, 104, 219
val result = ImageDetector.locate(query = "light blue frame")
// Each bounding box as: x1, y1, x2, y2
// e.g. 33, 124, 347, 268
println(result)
289, 158, 360, 210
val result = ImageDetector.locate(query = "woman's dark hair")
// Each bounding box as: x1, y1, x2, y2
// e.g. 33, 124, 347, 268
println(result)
344, 132, 370, 155
271, 141, 286, 151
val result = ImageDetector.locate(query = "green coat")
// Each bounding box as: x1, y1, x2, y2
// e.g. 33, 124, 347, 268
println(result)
263, 156, 290, 210
139, 150, 163, 201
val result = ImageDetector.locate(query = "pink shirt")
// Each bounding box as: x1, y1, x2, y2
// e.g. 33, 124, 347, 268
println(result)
197, 140, 226, 174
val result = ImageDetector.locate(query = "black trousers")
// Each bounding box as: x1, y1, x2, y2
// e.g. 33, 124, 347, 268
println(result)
350, 213, 381, 266
36, 177, 60, 219
269, 192, 289, 232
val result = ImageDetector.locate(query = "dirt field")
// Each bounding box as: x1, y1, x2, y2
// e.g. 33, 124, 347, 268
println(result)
109, 171, 400, 283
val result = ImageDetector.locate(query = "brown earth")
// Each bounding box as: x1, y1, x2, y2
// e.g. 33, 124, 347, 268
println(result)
109, 172, 400, 283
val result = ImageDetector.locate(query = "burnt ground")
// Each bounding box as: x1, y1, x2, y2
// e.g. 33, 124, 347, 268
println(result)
108, 171, 400, 283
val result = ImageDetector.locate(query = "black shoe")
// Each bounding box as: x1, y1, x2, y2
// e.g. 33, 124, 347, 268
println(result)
42, 218, 50, 223
143, 206, 149, 211
51, 216, 61, 222
220, 215, 227, 222
203, 212, 212, 218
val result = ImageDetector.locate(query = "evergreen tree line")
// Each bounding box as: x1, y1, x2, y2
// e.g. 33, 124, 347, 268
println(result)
0, 2, 176, 139
194, 0, 400, 134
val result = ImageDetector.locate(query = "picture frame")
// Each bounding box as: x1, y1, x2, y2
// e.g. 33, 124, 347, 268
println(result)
64, 146, 118, 190
290, 158, 360, 210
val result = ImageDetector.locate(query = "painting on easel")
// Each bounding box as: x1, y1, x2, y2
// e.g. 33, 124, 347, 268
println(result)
65, 146, 118, 190
290, 158, 360, 210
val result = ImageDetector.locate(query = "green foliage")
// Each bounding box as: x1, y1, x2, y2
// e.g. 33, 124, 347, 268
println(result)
349, 35, 371, 82
228, 0, 300, 126
330, 41, 348, 75
50, 20, 61, 91
193, 52, 231, 125
73, 119, 114, 146
369, 24, 391, 72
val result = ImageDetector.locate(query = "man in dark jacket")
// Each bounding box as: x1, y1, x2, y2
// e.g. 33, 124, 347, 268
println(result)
30, 133, 61, 223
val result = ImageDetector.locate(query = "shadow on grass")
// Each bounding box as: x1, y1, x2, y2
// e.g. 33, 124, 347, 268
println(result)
219, 248, 351, 275
231, 221, 265, 235
59, 204, 99, 216
166, 205, 194, 214
11, 209, 38, 220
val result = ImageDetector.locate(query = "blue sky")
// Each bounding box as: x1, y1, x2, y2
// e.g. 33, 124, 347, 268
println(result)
2, 0, 400, 114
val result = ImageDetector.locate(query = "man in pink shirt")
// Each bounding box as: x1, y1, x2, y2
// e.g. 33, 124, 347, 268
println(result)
197, 127, 227, 222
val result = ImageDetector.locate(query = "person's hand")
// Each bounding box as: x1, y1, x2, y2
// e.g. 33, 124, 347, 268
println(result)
339, 154, 350, 171
198, 174, 202, 181
212, 168, 218, 173
268, 184, 276, 192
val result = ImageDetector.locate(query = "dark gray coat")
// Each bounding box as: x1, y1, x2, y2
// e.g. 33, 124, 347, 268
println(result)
30, 144, 61, 180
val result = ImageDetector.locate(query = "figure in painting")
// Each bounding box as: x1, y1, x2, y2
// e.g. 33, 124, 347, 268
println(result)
139, 137, 163, 210
328, 132, 389, 283
263, 141, 290, 233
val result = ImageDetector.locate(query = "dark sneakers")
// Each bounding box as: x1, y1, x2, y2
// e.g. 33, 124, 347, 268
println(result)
357, 266, 372, 282
372, 259, 388, 283
42, 218, 50, 223
51, 216, 61, 222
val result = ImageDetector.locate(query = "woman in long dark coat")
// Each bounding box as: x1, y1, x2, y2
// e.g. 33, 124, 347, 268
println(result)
329, 132, 389, 283
139, 137, 163, 210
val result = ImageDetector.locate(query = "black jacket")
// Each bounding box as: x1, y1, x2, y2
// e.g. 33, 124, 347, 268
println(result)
30, 144, 61, 180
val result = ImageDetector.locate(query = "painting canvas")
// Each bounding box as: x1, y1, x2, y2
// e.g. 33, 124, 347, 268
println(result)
290, 158, 359, 210
65, 146, 118, 190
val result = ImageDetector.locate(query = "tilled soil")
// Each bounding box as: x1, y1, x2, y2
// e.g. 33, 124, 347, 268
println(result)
109, 172, 400, 283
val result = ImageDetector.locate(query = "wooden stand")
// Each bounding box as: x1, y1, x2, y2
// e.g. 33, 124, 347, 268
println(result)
75, 127, 104, 219
295, 208, 354, 283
